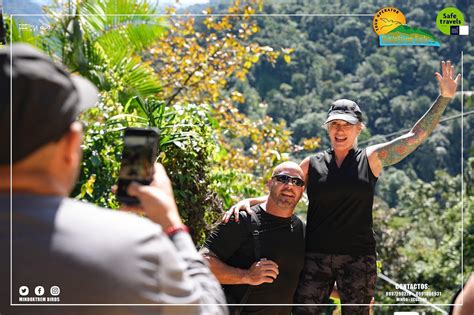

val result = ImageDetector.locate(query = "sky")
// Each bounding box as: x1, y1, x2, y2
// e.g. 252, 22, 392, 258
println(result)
2, 0, 213, 26
28, 0, 210, 7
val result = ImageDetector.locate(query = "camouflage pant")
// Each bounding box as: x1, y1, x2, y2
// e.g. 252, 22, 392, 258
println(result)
293, 253, 377, 315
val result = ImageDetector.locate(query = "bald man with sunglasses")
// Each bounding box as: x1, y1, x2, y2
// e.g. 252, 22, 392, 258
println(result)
200, 162, 306, 315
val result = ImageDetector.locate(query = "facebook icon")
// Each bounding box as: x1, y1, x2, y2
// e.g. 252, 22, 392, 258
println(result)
34, 286, 45, 296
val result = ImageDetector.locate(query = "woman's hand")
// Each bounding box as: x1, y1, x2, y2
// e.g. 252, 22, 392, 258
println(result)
435, 60, 461, 98
222, 199, 254, 223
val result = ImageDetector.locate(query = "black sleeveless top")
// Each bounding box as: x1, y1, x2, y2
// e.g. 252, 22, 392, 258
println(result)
306, 148, 378, 255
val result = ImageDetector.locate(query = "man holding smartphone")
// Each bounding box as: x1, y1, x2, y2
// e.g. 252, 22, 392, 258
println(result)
0, 43, 227, 314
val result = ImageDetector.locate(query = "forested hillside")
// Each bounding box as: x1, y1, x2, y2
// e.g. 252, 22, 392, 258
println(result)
190, 0, 473, 309
224, 0, 472, 181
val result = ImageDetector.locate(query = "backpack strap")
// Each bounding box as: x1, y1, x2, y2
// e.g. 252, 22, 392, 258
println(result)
238, 210, 262, 309
248, 211, 261, 260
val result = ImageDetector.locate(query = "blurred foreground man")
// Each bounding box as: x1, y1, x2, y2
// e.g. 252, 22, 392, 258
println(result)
201, 162, 306, 315
0, 43, 227, 315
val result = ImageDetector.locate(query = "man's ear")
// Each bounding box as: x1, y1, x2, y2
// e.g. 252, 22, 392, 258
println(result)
60, 122, 83, 166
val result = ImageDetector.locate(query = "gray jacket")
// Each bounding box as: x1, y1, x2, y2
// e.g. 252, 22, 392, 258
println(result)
0, 194, 228, 314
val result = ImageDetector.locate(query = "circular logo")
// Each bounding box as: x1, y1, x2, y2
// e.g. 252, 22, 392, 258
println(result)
34, 286, 45, 296
19, 286, 29, 296
436, 7, 465, 35
50, 286, 61, 296
373, 7, 406, 35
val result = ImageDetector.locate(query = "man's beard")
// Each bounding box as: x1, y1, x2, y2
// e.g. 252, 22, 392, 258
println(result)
270, 190, 297, 210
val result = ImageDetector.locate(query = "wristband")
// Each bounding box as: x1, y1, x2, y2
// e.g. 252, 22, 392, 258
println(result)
165, 224, 190, 237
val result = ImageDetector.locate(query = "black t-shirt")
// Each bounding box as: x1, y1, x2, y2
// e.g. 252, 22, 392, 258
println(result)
306, 148, 378, 255
204, 205, 305, 315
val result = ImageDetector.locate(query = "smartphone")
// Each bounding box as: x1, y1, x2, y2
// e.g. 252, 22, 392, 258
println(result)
116, 127, 160, 204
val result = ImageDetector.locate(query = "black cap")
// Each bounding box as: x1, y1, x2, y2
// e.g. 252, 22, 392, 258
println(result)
324, 99, 363, 125
0, 43, 98, 165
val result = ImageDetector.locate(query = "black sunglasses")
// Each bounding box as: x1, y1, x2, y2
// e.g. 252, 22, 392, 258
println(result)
272, 174, 305, 187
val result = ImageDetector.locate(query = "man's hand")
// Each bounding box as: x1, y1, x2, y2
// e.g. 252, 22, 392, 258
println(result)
114, 186, 146, 215
244, 259, 279, 286
126, 163, 183, 230
435, 60, 461, 98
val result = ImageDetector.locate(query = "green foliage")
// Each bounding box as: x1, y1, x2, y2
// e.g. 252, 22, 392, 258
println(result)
210, 168, 261, 210
72, 97, 122, 208
74, 94, 225, 245
374, 168, 472, 304
224, 0, 473, 183
159, 104, 223, 244
42, 0, 167, 102
376, 167, 413, 208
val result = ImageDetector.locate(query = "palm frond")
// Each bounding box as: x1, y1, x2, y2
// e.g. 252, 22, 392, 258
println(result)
114, 55, 162, 98
95, 22, 166, 64
42, 0, 167, 98
80, 0, 164, 33
100, 0, 159, 26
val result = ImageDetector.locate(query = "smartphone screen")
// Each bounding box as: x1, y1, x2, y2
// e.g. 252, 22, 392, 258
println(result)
116, 128, 160, 204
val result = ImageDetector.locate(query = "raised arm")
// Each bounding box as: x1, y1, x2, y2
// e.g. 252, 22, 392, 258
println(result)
367, 61, 460, 177
299, 156, 310, 183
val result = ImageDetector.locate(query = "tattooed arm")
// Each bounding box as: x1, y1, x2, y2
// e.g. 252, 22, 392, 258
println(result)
367, 61, 461, 177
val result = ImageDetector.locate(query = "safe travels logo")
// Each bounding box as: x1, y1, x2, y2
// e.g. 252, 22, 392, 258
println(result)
373, 7, 440, 47
436, 7, 469, 36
